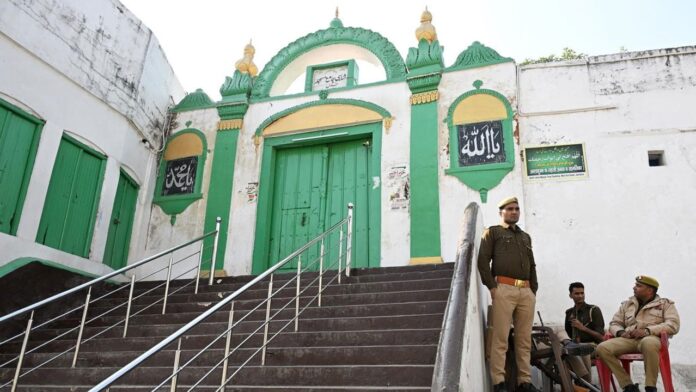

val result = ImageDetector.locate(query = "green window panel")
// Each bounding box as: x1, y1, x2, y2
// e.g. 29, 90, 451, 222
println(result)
36, 135, 106, 258
0, 99, 43, 235
103, 170, 139, 270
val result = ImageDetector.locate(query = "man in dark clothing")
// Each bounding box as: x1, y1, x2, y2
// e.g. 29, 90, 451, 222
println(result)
478, 196, 539, 392
563, 282, 605, 383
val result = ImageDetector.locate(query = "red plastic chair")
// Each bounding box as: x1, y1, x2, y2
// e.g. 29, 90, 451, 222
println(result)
596, 331, 674, 392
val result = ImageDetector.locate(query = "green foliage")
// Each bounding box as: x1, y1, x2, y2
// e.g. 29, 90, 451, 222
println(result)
521, 47, 586, 65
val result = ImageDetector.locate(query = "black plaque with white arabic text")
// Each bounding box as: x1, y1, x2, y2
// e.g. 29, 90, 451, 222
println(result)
162, 156, 198, 196
457, 121, 506, 167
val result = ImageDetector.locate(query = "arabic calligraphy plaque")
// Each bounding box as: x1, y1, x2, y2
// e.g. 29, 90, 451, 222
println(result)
312, 65, 349, 91
162, 156, 198, 196
457, 121, 506, 167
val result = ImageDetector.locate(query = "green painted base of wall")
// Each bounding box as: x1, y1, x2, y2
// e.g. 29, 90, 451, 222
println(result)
410, 101, 442, 259
203, 130, 240, 270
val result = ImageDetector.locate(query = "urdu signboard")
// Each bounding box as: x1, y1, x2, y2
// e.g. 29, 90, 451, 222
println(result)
523, 143, 588, 181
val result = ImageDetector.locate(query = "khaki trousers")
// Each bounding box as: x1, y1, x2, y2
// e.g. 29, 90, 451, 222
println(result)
489, 283, 536, 385
596, 336, 661, 388
550, 327, 593, 382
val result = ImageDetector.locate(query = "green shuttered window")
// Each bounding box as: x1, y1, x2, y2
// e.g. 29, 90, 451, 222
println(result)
103, 171, 139, 269
36, 135, 106, 258
0, 99, 43, 235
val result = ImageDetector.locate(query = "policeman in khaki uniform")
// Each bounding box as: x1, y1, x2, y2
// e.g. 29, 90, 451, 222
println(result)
596, 275, 680, 392
478, 197, 539, 392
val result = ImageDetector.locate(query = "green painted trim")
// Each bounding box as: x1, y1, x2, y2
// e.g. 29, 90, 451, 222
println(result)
251, 122, 382, 275
152, 128, 208, 220
202, 129, 240, 271
171, 89, 215, 113
219, 70, 253, 104
444, 86, 515, 202
406, 39, 444, 74
0, 98, 44, 236
62, 133, 107, 160
251, 26, 406, 99
304, 59, 358, 92
255, 98, 392, 137
0, 98, 43, 125
409, 101, 442, 259
446, 41, 514, 73
244, 79, 402, 105
0, 258, 123, 283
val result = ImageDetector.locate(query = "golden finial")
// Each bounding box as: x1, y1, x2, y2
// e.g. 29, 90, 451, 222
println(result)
415, 6, 437, 43
235, 39, 258, 77
335, 7, 339, 18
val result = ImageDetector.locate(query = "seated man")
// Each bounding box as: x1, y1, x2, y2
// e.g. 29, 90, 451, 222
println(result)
563, 282, 605, 384
596, 275, 680, 392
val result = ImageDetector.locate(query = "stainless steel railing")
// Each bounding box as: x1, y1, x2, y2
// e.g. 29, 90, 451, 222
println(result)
0, 217, 223, 391
89, 203, 354, 391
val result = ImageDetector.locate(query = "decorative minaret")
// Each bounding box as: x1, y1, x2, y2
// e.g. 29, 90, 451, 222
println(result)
406, 8, 445, 265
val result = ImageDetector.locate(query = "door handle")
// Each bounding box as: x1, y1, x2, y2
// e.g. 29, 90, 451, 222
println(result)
300, 212, 307, 226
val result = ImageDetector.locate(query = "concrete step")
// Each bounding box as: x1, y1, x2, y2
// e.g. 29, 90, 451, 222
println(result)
93, 277, 452, 309
30, 313, 444, 340
81, 288, 451, 318
4, 344, 437, 368
12, 328, 441, 354
49, 300, 447, 329
3, 387, 431, 392
0, 364, 435, 387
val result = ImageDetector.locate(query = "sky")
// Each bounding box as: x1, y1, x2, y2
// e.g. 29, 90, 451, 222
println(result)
119, 0, 696, 101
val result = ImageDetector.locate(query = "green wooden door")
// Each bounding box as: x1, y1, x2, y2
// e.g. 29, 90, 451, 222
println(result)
324, 139, 371, 269
269, 145, 328, 273
103, 171, 139, 269
0, 101, 43, 235
268, 138, 371, 272
36, 136, 105, 257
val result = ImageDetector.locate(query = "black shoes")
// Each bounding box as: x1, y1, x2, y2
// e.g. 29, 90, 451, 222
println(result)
516, 382, 541, 392
644, 387, 657, 392
562, 340, 595, 356
622, 384, 640, 392
493, 382, 508, 392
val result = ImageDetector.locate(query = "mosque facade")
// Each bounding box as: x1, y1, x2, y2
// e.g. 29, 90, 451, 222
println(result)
2, 0, 696, 366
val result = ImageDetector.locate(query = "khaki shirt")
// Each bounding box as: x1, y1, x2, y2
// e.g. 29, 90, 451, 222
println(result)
608, 295, 680, 337
477, 223, 538, 293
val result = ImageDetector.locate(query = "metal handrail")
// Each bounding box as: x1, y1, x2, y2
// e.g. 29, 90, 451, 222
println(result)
90, 203, 354, 391
430, 202, 484, 391
1, 217, 223, 391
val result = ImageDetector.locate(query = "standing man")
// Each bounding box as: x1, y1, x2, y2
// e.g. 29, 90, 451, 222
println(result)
596, 276, 680, 392
564, 282, 605, 384
478, 196, 539, 392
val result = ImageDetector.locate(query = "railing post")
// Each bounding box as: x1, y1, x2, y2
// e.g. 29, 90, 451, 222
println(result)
220, 301, 235, 392
10, 311, 33, 392
123, 274, 136, 338
170, 338, 182, 392
318, 239, 325, 307
338, 226, 344, 284
346, 203, 354, 277
261, 274, 273, 366
295, 255, 301, 332
209, 216, 222, 287
72, 287, 92, 368
195, 240, 204, 294
162, 252, 174, 315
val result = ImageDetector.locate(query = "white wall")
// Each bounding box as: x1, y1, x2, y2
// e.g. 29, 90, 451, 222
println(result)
517, 47, 696, 364
0, 0, 183, 276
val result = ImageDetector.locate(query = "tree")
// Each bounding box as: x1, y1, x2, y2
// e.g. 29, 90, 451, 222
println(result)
521, 47, 586, 65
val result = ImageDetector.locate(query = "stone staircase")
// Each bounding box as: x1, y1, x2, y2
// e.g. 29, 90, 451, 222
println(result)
0, 263, 454, 391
